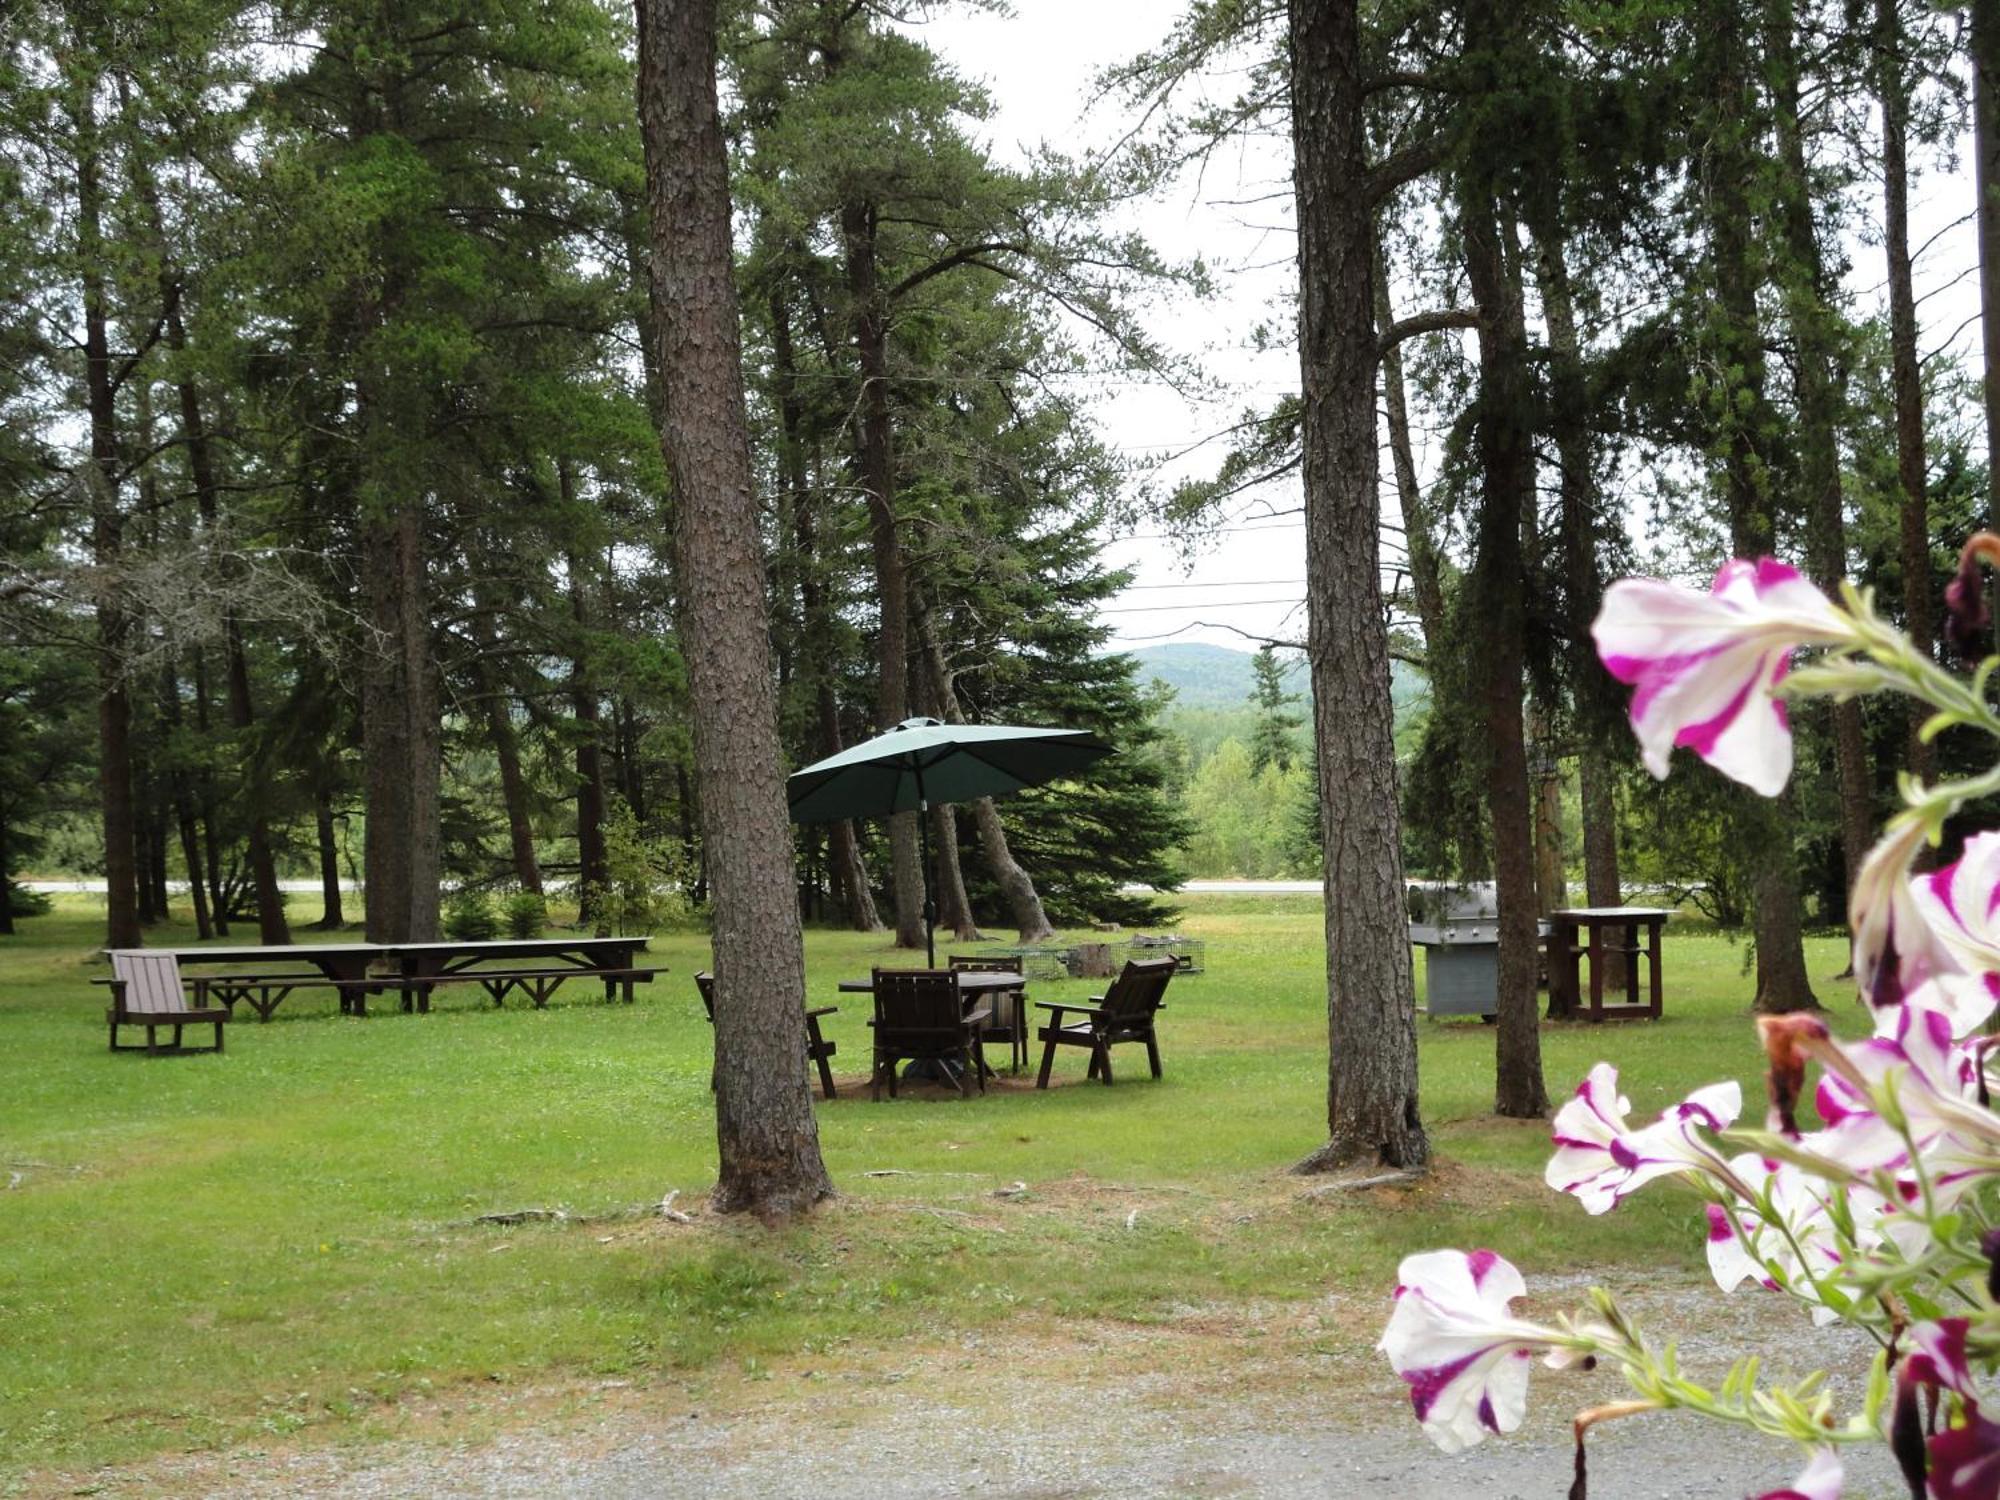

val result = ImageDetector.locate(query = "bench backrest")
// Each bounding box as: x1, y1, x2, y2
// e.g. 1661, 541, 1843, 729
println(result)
948, 955, 1022, 975
112, 952, 189, 1016
1102, 957, 1177, 1021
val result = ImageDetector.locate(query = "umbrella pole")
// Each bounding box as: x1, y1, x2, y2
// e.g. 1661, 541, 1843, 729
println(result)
917, 767, 935, 967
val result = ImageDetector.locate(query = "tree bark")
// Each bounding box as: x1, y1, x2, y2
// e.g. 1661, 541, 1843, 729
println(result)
1287, 0, 1429, 1172
73, 68, 140, 951
1974, 0, 2000, 629
841, 199, 925, 952
1767, 0, 1872, 897
916, 609, 1055, 942
163, 658, 213, 939
567, 533, 609, 925
1879, 0, 1934, 785
1703, 4, 1820, 1012
193, 651, 228, 936
360, 503, 439, 943
1460, 159, 1549, 1119
636, 0, 833, 1218
1529, 215, 1622, 1002
1372, 233, 1445, 649
315, 789, 345, 929
771, 284, 881, 931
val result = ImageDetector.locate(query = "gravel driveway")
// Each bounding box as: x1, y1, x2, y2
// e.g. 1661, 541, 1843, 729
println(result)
72, 1273, 1902, 1500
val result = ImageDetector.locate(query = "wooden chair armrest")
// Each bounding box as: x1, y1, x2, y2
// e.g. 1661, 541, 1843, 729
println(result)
961, 1005, 992, 1028
805, 1006, 838, 1019
1035, 1001, 1108, 1020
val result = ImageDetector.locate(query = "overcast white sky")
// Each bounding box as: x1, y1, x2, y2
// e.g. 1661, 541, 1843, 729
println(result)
908, 0, 1988, 655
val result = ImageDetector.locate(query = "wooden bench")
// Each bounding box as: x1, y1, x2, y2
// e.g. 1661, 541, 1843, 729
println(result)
406, 966, 659, 1010
99, 952, 228, 1054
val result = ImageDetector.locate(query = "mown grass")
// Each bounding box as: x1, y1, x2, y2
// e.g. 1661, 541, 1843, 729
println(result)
0, 892, 1862, 1484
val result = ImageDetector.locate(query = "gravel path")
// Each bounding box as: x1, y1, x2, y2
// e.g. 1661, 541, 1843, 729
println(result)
71, 1276, 1902, 1500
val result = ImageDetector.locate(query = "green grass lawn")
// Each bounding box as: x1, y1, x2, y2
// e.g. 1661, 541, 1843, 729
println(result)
0, 893, 1862, 1484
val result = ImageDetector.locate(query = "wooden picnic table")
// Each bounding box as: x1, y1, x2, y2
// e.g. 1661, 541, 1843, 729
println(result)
105, 936, 657, 1019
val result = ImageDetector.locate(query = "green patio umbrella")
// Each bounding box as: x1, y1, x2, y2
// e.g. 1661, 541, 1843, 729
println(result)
787, 716, 1112, 964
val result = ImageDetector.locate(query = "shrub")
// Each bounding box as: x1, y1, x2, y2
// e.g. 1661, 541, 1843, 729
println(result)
444, 889, 498, 942
502, 890, 545, 940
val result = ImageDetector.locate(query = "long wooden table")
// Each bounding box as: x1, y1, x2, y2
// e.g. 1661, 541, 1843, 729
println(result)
106, 937, 656, 1019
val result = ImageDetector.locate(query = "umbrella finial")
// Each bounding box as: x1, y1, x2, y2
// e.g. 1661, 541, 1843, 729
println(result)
897, 716, 945, 730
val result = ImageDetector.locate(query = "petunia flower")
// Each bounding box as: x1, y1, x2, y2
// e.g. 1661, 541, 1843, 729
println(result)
1849, 818, 1987, 1029
1929, 1404, 2000, 1500
1750, 1448, 1843, 1500
1704, 1154, 1878, 1324
1378, 1249, 1567, 1455
1593, 558, 1854, 798
1545, 1062, 1741, 1214
1904, 832, 2000, 1036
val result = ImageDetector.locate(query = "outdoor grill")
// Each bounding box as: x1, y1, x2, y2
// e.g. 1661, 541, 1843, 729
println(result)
1407, 882, 1544, 1018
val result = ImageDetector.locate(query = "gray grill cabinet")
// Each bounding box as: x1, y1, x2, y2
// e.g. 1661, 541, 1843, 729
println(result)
1407, 882, 1547, 1018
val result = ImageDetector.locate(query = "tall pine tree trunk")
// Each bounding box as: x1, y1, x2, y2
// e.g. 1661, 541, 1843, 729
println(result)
636, 0, 832, 1219
1373, 235, 1445, 648
1768, 0, 1871, 899
193, 651, 228, 936
1704, 6, 1819, 1012
1460, 157, 1549, 1119
916, 609, 1055, 942
74, 75, 140, 951
1975, 0, 2000, 609
1879, 0, 1934, 784
567, 536, 609, 924
163, 657, 213, 939
315, 789, 345, 928
360, 503, 440, 943
1287, 0, 1429, 1172
772, 285, 880, 931
473, 618, 542, 895
1530, 215, 1622, 1002
841, 200, 925, 952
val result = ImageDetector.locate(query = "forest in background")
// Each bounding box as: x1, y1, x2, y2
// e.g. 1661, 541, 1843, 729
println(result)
1, 0, 1995, 995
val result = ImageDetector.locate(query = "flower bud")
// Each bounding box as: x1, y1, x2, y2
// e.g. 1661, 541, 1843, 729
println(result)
1945, 536, 2000, 663
1757, 1013, 1828, 1136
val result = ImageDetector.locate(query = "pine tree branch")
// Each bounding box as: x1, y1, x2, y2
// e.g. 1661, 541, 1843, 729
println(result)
887, 242, 1030, 300
1364, 135, 1450, 204
1378, 308, 1480, 357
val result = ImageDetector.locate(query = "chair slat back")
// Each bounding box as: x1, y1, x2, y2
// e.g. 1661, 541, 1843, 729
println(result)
113, 952, 188, 1016
693, 970, 716, 1023
948, 955, 1022, 975
872, 968, 962, 1037
1102, 957, 1177, 1021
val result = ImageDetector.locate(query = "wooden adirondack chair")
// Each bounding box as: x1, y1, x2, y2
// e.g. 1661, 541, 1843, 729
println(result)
868, 968, 990, 1101
104, 951, 228, 1054
694, 971, 839, 1100
948, 954, 1026, 1070
1034, 956, 1177, 1088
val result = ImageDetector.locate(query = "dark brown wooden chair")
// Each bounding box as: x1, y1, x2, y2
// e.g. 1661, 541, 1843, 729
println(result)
694, 970, 839, 1100
868, 968, 991, 1101
948, 954, 1027, 1071
1035, 956, 1177, 1089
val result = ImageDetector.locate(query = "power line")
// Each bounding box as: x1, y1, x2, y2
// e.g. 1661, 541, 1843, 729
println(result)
1099, 596, 1305, 614
1115, 577, 1309, 590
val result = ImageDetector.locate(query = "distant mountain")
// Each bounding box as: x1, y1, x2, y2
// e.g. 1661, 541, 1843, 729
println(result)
1122, 641, 1425, 713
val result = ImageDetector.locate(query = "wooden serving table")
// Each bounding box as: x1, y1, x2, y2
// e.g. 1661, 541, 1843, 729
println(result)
1545, 907, 1670, 1021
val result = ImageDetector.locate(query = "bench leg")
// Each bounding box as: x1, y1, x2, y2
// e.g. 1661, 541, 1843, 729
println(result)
215, 1021, 225, 1054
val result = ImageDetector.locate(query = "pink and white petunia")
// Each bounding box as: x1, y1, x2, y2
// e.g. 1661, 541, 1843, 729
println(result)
1704, 1154, 1881, 1323
1902, 832, 2000, 1035
1378, 1249, 1565, 1455
1545, 1062, 1741, 1215
1848, 818, 1987, 1030
1817, 992, 2000, 1160
1593, 559, 1854, 798
1750, 1448, 1843, 1500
